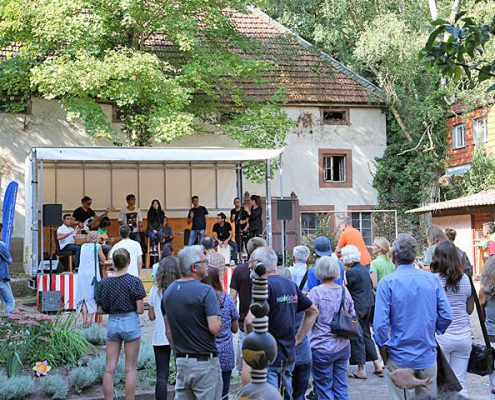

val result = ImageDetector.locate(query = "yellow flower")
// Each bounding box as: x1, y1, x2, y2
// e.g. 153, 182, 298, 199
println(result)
33, 360, 51, 376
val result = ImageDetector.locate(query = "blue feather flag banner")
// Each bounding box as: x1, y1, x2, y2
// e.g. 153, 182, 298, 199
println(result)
2, 181, 18, 248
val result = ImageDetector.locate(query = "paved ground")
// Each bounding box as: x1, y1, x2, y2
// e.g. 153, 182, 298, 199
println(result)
114, 282, 493, 399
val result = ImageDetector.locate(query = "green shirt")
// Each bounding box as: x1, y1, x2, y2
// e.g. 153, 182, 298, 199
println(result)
370, 254, 395, 283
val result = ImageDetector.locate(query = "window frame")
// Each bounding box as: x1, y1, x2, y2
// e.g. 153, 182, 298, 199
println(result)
300, 211, 329, 237
320, 107, 350, 126
473, 117, 488, 144
452, 123, 466, 150
318, 149, 352, 188
350, 211, 373, 247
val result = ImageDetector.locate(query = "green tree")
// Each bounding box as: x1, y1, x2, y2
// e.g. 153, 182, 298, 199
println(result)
443, 143, 495, 199
262, 0, 452, 219
422, 0, 495, 89
0, 0, 293, 151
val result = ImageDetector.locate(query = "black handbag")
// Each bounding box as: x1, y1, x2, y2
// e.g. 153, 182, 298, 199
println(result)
437, 342, 462, 392
330, 286, 362, 339
467, 275, 494, 376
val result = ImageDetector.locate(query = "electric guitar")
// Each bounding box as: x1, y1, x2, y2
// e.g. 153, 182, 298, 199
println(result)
82, 207, 117, 230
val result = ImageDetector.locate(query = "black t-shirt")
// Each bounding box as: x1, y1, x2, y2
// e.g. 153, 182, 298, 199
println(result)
188, 206, 208, 230
96, 274, 146, 314
213, 222, 232, 242
229, 262, 252, 329
249, 207, 263, 232
161, 280, 220, 354
230, 208, 247, 231
73, 207, 95, 223
267, 275, 312, 366
345, 264, 375, 317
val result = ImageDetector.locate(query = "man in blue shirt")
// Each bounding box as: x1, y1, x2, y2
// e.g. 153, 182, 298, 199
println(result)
373, 233, 453, 400
0, 223, 15, 313
306, 236, 345, 290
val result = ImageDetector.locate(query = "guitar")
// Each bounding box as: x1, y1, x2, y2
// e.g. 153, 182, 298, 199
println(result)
82, 207, 117, 230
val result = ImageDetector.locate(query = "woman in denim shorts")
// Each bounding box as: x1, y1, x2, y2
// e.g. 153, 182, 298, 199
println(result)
96, 248, 147, 399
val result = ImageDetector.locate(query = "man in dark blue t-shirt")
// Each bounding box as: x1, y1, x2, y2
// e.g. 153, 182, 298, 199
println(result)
245, 247, 318, 398
187, 195, 208, 246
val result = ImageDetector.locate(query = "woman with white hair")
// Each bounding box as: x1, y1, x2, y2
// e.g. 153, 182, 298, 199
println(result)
342, 245, 383, 379
308, 255, 355, 400
76, 231, 106, 327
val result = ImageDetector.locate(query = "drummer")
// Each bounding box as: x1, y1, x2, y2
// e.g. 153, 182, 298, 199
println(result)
56, 214, 81, 270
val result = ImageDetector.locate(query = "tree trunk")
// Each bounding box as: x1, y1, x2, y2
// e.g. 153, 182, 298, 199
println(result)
448, 0, 462, 23
428, 0, 438, 20
391, 106, 413, 141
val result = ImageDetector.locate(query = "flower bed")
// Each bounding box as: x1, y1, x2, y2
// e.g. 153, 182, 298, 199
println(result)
0, 309, 174, 399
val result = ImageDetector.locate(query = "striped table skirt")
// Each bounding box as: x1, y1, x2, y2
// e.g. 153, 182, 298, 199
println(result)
37, 273, 78, 311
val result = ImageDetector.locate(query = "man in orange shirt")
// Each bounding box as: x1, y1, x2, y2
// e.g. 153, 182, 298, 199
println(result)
335, 217, 372, 267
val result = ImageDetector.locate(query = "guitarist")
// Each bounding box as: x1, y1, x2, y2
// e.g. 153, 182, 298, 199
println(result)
73, 195, 112, 230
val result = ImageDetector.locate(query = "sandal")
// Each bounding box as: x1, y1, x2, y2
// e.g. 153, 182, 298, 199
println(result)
373, 370, 385, 377
349, 372, 367, 380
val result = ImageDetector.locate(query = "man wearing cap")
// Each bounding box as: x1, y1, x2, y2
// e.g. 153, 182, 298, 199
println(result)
212, 212, 237, 262
306, 236, 345, 291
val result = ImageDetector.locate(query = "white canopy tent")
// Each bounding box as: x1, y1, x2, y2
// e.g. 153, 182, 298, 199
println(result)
24, 146, 283, 276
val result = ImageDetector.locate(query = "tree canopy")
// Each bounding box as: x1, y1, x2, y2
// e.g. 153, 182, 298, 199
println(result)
262, 0, 495, 217
0, 0, 293, 153
422, 0, 495, 90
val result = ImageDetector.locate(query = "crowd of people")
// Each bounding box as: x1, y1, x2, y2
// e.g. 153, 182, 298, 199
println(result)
90, 216, 495, 400
4, 196, 495, 400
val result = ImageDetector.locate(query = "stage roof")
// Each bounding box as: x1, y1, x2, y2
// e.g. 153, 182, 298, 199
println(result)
29, 146, 283, 163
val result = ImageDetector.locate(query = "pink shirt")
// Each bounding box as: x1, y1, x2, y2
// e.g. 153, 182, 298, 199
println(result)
308, 285, 355, 354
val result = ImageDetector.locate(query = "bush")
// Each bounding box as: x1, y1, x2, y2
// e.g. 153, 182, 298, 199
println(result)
88, 355, 106, 383
23, 315, 93, 367
80, 324, 106, 346
69, 367, 97, 393
0, 375, 34, 400
41, 375, 69, 400
0, 311, 93, 369
137, 341, 154, 370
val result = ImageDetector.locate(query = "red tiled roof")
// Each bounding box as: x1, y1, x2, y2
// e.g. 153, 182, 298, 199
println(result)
1, 8, 384, 105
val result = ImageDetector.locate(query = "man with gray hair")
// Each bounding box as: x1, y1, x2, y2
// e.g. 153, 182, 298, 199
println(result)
373, 233, 453, 400
289, 245, 310, 289
162, 245, 222, 399
245, 246, 319, 398
335, 216, 372, 267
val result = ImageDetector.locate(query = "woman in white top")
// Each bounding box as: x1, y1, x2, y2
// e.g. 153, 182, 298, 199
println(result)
431, 240, 474, 398
76, 231, 106, 327
148, 255, 180, 400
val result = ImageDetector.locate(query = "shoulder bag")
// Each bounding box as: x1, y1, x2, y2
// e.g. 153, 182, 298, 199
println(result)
467, 275, 494, 376
91, 244, 100, 297
299, 270, 309, 291
330, 286, 362, 339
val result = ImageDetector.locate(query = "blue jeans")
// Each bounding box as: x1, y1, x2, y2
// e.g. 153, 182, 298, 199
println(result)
267, 361, 295, 400
293, 337, 312, 400
0, 280, 15, 313
213, 240, 238, 261
312, 346, 350, 400
147, 230, 164, 246
188, 229, 205, 246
